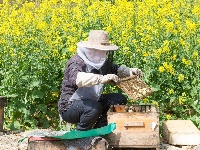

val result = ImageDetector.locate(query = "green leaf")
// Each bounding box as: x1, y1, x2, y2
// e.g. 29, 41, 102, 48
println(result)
22, 108, 30, 116
51, 87, 59, 92
30, 81, 40, 87
6, 94, 18, 98
40, 117, 49, 128
170, 97, 176, 103
38, 104, 47, 113
31, 90, 44, 99
30, 107, 36, 115
62, 48, 68, 54
24, 118, 38, 128
191, 105, 200, 114
151, 85, 160, 92
194, 100, 199, 105
192, 87, 198, 95
10, 120, 21, 130
22, 75, 29, 80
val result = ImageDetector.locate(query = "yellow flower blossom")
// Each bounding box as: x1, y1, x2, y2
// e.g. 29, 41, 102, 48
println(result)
158, 66, 165, 73
192, 51, 198, 59
143, 98, 149, 104
182, 57, 191, 66
178, 74, 184, 82
166, 114, 172, 120
143, 52, 149, 57
152, 101, 158, 106
182, 92, 186, 97
168, 89, 174, 94
179, 97, 186, 104
52, 92, 59, 97
172, 55, 177, 60
185, 19, 196, 32
52, 49, 59, 57
163, 45, 170, 53
165, 22, 174, 33
179, 39, 186, 46
163, 62, 175, 75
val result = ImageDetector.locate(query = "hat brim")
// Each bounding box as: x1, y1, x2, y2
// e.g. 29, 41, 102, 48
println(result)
77, 41, 118, 51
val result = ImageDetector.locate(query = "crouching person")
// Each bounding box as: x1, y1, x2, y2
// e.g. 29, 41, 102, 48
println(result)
58, 30, 143, 131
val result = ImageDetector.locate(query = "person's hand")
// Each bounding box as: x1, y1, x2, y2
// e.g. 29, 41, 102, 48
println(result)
100, 74, 120, 84
130, 68, 143, 77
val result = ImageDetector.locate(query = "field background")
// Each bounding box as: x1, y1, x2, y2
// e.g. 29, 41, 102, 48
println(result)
0, 0, 199, 132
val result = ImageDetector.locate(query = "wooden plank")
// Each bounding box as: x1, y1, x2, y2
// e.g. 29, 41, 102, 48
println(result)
124, 121, 144, 127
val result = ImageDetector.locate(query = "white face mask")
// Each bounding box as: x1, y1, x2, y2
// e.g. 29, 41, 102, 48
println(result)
84, 48, 107, 63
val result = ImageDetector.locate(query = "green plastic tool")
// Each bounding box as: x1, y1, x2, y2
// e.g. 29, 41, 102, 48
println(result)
54, 123, 116, 140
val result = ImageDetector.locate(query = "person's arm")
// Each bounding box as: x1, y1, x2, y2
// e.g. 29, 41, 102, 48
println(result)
76, 72, 119, 87
65, 56, 119, 87
113, 64, 143, 78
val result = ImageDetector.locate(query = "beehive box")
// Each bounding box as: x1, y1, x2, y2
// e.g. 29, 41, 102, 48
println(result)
105, 105, 160, 149
28, 137, 66, 150
28, 136, 108, 150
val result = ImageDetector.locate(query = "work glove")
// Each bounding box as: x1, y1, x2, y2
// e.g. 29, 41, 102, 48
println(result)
130, 68, 143, 77
117, 65, 131, 78
76, 72, 119, 87
99, 74, 119, 84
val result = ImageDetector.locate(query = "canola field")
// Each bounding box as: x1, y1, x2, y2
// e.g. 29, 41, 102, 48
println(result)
0, 0, 199, 130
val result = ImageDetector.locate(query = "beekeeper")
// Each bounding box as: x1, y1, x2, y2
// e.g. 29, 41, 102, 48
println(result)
58, 30, 143, 131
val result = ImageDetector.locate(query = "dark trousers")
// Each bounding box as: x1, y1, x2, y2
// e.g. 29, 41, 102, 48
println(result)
61, 93, 127, 131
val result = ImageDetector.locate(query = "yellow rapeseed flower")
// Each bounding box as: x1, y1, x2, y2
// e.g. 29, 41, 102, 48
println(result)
143, 98, 149, 104
163, 62, 175, 75
179, 97, 186, 104
185, 19, 196, 32
142, 52, 149, 57
168, 89, 174, 94
182, 57, 191, 66
192, 51, 198, 59
165, 22, 174, 33
158, 66, 165, 73
52, 49, 59, 57
182, 92, 186, 97
178, 74, 184, 82
179, 39, 186, 46
52, 92, 59, 97
172, 55, 177, 60
163, 45, 170, 53
152, 101, 158, 106
166, 114, 172, 120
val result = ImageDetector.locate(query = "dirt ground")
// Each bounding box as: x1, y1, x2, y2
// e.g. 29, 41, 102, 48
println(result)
0, 130, 199, 150
0, 130, 28, 150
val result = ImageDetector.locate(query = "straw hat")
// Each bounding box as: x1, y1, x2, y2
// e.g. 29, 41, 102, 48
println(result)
77, 30, 119, 51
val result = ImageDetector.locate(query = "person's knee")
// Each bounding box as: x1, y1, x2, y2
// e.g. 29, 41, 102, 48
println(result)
83, 99, 103, 114
77, 102, 103, 131
92, 102, 103, 116
119, 94, 127, 104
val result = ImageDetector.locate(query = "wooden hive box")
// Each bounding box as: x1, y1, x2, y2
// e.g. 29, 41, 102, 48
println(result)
28, 136, 108, 150
105, 105, 160, 149
28, 137, 66, 150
